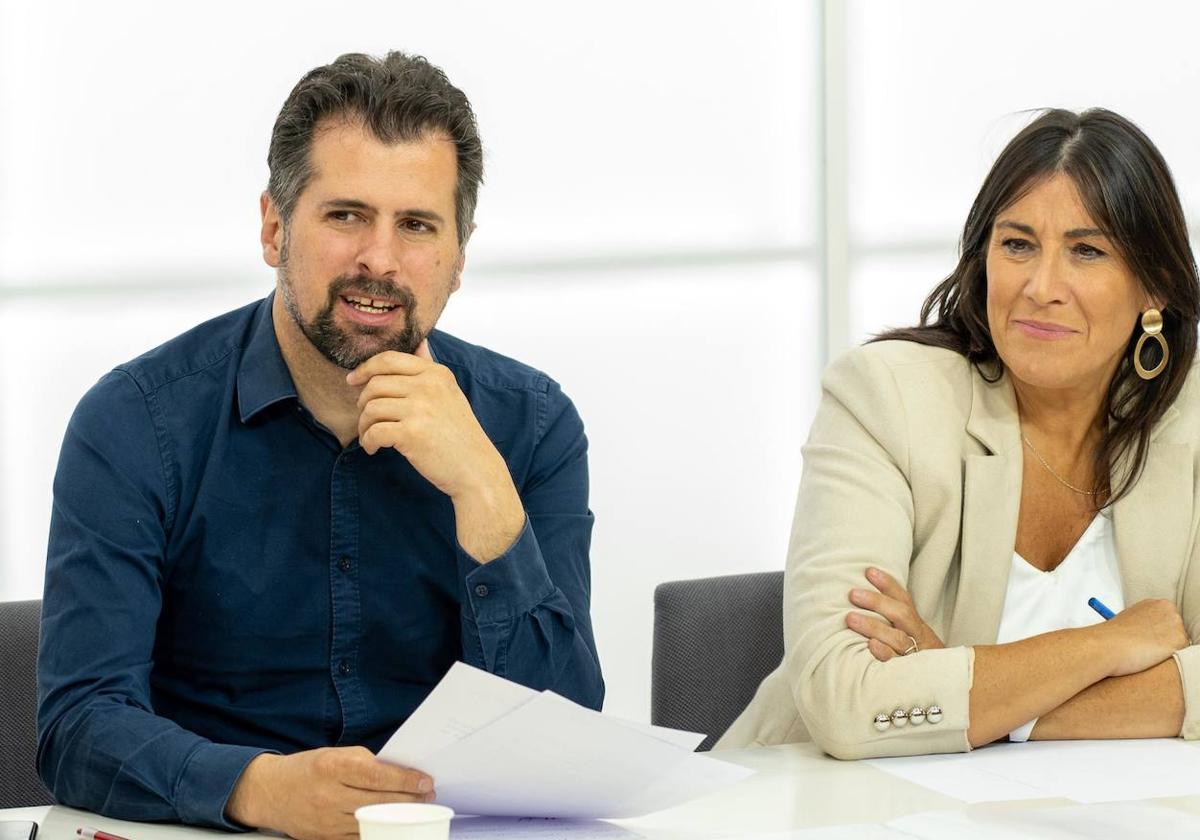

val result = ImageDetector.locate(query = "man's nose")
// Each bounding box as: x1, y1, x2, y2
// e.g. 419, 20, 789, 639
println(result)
355, 225, 400, 279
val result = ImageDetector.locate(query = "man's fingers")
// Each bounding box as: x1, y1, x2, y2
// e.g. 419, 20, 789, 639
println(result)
338, 754, 433, 795
360, 421, 406, 456
346, 350, 431, 385
339, 788, 435, 810
356, 376, 418, 410
358, 399, 410, 438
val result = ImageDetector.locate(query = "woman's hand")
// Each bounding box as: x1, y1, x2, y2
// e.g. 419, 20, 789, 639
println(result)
846, 567, 945, 661
1094, 599, 1189, 677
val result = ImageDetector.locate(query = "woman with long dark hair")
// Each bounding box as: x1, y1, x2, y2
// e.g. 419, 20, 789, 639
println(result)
719, 108, 1200, 758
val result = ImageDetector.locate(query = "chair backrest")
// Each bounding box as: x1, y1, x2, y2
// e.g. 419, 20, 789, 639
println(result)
651, 571, 785, 751
0, 599, 54, 807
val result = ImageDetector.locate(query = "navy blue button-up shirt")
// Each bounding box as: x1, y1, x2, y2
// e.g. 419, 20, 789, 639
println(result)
37, 296, 603, 829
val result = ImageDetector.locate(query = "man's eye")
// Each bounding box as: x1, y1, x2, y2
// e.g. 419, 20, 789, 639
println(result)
328, 211, 361, 223
403, 219, 432, 233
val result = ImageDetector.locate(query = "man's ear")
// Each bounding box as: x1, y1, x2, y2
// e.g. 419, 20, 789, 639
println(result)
450, 222, 475, 294
450, 252, 465, 294
260, 191, 284, 267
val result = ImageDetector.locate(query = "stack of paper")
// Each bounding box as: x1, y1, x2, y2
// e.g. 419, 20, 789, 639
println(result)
740, 802, 1200, 839
378, 663, 754, 819
865, 738, 1200, 804
450, 817, 645, 838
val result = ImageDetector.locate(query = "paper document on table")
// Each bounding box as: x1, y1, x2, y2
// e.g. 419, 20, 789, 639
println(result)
737, 826, 908, 839
887, 802, 1200, 839
738, 801, 1200, 839
379, 663, 754, 819
866, 738, 1200, 804
451, 816, 645, 838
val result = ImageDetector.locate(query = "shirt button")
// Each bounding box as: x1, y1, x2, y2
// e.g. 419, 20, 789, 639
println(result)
337, 556, 352, 572
338, 660, 351, 676
474, 584, 489, 598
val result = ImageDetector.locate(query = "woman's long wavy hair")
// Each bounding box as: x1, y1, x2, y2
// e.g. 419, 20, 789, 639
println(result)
874, 108, 1200, 506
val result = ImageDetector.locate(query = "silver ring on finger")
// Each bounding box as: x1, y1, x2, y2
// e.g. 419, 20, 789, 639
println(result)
902, 635, 918, 655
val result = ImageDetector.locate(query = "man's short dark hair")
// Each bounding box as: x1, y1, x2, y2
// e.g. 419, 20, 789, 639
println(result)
267, 51, 483, 248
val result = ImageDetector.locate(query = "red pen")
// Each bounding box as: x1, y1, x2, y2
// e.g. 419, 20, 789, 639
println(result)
77, 828, 133, 840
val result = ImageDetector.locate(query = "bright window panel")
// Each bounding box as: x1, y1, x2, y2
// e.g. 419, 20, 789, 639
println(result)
846, 0, 1200, 248
848, 251, 959, 347
0, 0, 816, 288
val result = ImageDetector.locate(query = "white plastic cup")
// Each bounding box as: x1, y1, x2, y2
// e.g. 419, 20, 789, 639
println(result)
354, 803, 455, 840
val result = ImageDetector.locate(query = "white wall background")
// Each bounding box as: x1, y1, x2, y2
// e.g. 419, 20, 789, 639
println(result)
3, 0, 1200, 724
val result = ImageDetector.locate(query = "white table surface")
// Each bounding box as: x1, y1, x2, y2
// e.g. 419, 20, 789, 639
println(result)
8, 741, 1200, 838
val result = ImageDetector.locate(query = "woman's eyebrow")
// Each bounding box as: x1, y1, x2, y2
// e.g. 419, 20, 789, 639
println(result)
995, 220, 1035, 235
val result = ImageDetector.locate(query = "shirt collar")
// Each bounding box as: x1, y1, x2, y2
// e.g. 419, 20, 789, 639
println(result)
236, 293, 299, 423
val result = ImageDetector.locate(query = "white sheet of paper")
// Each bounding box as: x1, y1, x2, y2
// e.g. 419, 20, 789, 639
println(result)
738, 802, 1200, 839
419, 690, 752, 818
866, 739, 1200, 804
888, 802, 1200, 839
379, 662, 539, 766
864, 749, 1046, 803
605, 715, 706, 751
737, 826, 909, 839
450, 816, 646, 838
379, 664, 753, 819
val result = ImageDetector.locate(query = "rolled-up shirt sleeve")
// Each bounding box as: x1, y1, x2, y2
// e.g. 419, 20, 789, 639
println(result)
37, 370, 269, 829
456, 378, 604, 711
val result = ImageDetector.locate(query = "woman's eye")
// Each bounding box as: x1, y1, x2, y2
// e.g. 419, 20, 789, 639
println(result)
1074, 243, 1106, 259
1001, 237, 1031, 254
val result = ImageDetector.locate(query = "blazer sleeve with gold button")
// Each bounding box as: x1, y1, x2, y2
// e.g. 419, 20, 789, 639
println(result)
716, 339, 1200, 758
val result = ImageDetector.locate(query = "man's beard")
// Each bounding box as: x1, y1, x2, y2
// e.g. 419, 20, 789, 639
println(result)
280, 267, 423, 370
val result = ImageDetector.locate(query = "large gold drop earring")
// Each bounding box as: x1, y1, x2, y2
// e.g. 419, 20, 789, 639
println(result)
1134, 308, 1168, 380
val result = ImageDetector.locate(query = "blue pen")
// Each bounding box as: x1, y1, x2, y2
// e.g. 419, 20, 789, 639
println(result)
1088, 597, 1116, 620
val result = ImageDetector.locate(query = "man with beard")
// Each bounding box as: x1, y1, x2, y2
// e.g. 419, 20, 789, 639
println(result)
37, 52, 604, 839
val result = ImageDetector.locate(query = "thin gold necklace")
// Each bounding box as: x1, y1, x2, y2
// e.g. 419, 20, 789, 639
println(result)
1021, 435, 1097, 496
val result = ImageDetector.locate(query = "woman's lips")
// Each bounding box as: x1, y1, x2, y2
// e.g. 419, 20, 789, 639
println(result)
1013, 319, 1077, 340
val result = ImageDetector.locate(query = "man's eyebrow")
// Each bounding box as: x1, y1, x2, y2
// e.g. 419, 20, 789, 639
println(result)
401, 208, 446, 225
320, 199, 373, 212
319, 199, 445, 225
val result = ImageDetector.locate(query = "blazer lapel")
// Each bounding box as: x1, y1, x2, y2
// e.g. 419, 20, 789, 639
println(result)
1113, 409, 1192, 604
949, 369, 1023, 646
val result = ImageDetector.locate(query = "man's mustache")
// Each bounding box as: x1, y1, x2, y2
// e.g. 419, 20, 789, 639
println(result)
327, 275, 417, 307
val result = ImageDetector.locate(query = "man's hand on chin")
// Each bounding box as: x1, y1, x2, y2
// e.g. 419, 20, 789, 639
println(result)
346, 341, 526, 563
226, 747, 435, 840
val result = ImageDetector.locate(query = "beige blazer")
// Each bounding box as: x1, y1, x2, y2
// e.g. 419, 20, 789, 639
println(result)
716, 340, 1200, 759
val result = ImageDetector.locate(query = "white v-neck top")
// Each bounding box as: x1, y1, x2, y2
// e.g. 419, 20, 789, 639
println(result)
997, 510, 1125, 644
995, 510, 1124, 740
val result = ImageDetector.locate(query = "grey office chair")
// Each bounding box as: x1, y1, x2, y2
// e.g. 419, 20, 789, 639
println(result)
0, 599, 54, 807
651, 571, 785, 751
